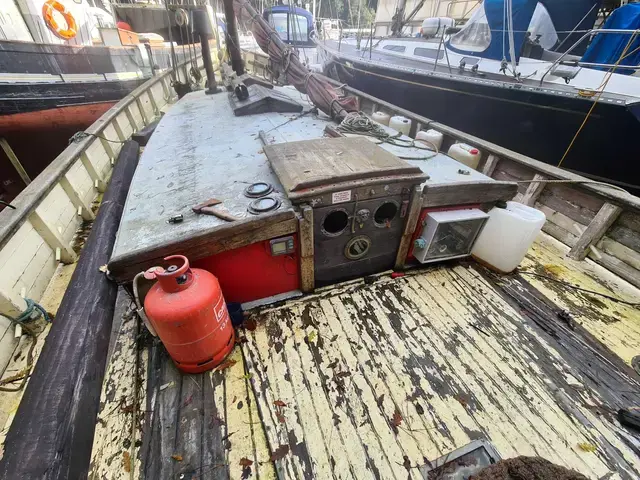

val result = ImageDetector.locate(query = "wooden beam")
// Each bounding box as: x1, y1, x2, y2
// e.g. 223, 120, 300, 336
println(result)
0, 285, 28, 319
147, 88, 159, 117
520, 174, 547, 206
568, 202, 623, 261
0, 138, 31, 186
298, 205, 314, 293
422, 181, 518, 208
481, 154, 499, 177
59, 175, 95, 221
80, 153, 106, 193
395, 186, 423, 270
29, 211, 77, 264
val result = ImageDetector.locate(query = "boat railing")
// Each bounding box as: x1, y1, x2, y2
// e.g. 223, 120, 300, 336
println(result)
242, 48, 640, 289
540, 28, 640, 84
0, 55, 205, 375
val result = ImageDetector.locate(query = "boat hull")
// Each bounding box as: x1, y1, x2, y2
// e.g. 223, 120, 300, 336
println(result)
324, 57, 640, 194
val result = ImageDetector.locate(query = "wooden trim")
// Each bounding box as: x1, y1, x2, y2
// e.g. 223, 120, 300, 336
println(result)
0, 138, 30, 186
395, 186, 423, 270
109, 212, 298, 283
520, 174, 547, 206
568, 202, 623, 261
80, 153, 106, 193
422, 181, 517, 208
298, 205, 314, 293
29, 211, 77, 264
481, 154, 499, 177
59, 176, 95, 221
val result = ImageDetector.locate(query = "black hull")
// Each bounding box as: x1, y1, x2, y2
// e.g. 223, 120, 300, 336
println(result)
325, 57, 640, 194
0, 78, 146, 116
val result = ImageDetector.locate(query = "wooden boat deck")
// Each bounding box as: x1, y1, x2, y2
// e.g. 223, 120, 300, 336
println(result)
90, 232, 640, 480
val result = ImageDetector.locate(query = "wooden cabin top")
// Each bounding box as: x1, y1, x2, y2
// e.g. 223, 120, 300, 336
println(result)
108, 86, 515, 282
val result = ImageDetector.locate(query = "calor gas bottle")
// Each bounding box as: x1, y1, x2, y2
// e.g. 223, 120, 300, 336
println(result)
144, 255, 235, 373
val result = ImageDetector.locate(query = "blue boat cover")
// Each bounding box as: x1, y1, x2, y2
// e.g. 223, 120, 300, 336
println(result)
447, 0, 601, 61
581, 4, 640, 74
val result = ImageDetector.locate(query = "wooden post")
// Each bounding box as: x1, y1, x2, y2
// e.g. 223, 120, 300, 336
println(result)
59, 176, 95, 221
395, 186, 423, 270
481, 154, 499, 177
520, 174, 547, 206
112, 117, 126, 142
568, 202, 623, 261
135, 97, 149, 126
81, 153, 106, 193
147, 88, 159, 117
125, 105, 139, 133
298, 205, 314, 293
99, 137, 115, 162
0, 285, 28, 319
29, 211, 77, 264
0, 138, 31, 186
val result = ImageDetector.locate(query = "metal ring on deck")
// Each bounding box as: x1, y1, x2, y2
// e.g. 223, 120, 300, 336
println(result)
244, 182, 273, 198
247, 196, 281, 215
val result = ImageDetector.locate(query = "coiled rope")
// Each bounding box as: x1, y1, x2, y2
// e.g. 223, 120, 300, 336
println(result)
337, 112, 439, 160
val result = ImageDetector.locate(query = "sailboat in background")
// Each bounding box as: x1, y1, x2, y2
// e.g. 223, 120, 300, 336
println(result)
317, 0, 640, 194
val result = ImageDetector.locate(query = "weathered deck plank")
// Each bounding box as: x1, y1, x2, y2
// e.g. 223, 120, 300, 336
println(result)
240, 255, 640, 479
520, 234, 640, 365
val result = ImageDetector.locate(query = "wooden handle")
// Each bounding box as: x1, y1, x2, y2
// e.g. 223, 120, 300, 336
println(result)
201, 206, 238, 222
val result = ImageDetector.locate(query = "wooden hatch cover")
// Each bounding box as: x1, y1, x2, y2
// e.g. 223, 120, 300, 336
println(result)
264, 137, 424, 195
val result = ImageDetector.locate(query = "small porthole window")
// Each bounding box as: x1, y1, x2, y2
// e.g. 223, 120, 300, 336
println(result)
374, 201, 399, 227
345, 235, 371, 260
322, 209, 349, 236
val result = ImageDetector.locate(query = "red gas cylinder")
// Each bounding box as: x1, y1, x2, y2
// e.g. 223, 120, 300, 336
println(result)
144, 255, 234, 373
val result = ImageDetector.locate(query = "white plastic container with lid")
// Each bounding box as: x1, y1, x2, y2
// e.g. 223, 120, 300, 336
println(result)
371, 111, 391, 126
415, 129, 443, 151
471, 201, 546, 273
389, 115, 411, 135
448, 143, 481, 169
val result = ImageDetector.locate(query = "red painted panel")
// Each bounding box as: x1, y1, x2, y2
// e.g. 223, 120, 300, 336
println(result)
193, 235, 300, 304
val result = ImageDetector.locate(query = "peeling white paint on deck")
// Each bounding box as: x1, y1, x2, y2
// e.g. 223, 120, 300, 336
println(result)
242, 258, 640, 479
522, 234, 640, 365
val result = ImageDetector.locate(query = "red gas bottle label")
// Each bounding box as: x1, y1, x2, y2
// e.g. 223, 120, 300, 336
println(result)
214, 295, 230, 331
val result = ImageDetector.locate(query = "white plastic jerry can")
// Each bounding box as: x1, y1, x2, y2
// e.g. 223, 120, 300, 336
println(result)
371, 111, 391, 126
471, 201, 546, 273
415, 129, 443, 151
448, 143, 481, 169
389, 115, 411, 135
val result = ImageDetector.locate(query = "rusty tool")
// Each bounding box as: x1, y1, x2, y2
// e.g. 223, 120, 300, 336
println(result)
192, 198, 239, 222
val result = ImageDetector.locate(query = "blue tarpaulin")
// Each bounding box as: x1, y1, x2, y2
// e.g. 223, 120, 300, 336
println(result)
581, 4, 640, 74
447, 0, 601, 61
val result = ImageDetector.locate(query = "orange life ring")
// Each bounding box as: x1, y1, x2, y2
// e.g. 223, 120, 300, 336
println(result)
42, 0, 78, 40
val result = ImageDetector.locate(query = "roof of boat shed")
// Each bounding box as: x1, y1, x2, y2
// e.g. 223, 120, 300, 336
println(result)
111, 86, 496, 265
